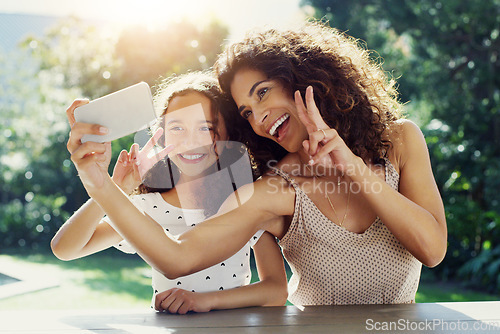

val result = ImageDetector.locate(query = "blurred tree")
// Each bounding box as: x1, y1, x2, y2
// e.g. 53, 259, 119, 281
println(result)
302, 0, 500, 292
1, 16, 228, 252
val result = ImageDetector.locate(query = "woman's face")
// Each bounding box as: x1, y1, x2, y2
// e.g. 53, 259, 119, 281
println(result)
230, 68, 308, 153
163, 91, 227, 177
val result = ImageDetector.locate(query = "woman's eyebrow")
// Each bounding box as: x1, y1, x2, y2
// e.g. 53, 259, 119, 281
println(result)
237, 80, 270, 114
248, 80, 269, 97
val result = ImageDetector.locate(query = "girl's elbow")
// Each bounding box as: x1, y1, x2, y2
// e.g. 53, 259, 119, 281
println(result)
50, 239, 72, 261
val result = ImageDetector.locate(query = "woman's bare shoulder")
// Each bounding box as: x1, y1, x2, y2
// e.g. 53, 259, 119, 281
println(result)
386, 119, 427, 170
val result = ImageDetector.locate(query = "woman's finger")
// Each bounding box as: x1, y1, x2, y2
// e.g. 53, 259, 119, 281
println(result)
295, 90, 316, 134
67, 122, 108, 154
308, 129, 329, 157
66, 99, 89, 127
70, 141, 108, 162
304, 86, 328, 130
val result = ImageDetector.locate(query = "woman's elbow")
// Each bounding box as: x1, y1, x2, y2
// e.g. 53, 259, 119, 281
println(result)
160, 259, 197, 280
264, 281, 288, 306
420, 240, 447, 268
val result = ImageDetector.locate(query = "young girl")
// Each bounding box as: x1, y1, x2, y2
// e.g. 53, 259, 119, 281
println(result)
51, 71, 288, 313
63, 21, 447, 306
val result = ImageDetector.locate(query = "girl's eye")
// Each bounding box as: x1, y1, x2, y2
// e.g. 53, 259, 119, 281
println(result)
241, 110, 252, 119
200, 126, 213, 131
169, 126, 183, 132
257, 87, 268, 100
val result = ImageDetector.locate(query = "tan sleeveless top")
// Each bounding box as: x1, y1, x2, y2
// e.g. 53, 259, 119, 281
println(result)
274, 159, 422, 305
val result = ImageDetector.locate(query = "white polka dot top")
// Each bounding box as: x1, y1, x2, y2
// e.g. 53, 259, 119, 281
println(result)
110, 192, 263, 305
274, 158, 422, 306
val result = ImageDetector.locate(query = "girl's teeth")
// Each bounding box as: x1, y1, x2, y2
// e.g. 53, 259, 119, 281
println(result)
269, 114, 290, 137
181, 154, 203, 160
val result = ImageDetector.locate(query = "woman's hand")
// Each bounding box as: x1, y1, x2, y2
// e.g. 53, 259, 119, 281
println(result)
155, 288, 212, 314
294, 86, 360, 174
112, 128, 173, 194
66, 99, 112, 193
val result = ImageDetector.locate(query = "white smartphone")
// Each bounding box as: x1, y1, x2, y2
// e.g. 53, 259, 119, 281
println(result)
74, 82, 157, 143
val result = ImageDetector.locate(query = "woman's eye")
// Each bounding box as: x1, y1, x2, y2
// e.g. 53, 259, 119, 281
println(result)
241, 110, 252, 119
169, 126, 183, 132
257, 87, 268, 100
200, 126, 213, 131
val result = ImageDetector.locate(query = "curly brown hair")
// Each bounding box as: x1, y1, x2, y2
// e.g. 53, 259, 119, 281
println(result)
215, 20, 403, 175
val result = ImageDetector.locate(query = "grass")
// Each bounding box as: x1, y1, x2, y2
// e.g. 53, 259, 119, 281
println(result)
0, 250, 497, 310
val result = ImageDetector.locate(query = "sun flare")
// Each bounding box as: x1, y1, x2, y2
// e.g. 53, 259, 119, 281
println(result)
89, 0, 213, 30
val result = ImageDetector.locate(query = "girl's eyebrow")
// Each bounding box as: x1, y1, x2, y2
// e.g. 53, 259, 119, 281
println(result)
166, 119, 213, 125
237, 79, 270, 114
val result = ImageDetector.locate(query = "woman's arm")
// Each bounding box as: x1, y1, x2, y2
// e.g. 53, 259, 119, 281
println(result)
348, 120, 447, 267
92, 175, 291, 279
297, 88, 447, 267
155, 231, 288, 314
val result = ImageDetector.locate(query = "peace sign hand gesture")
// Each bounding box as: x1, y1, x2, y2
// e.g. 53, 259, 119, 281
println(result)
112, 128, 174, 194
294, 86, 359, 174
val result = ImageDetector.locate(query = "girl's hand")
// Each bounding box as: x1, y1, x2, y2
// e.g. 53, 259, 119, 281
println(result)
66, 99, 112, 193
294, 86, 359, 174
155, 288, 212, 314
112, 128, 173, 194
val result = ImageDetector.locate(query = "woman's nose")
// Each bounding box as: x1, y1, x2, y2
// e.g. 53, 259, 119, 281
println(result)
253, 108, 270, 125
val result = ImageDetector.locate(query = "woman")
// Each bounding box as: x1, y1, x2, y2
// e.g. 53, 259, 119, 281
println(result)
65, 22, 446, 306
52, 71, 288, 313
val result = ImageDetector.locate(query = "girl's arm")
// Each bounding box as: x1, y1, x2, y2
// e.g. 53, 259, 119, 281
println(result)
155, 231, 288, 314
50, 199, 122, 260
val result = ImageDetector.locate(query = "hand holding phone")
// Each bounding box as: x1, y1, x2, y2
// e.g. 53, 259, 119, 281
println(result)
74, 82, 157, 143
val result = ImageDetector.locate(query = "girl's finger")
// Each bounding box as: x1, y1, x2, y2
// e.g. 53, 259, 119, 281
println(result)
155, 290, 173, 311
66, 99, 89, 127
117, 150, 129, 166
141, 128, 164, 153
151, 144, 175, 162
129, 143, 140, 164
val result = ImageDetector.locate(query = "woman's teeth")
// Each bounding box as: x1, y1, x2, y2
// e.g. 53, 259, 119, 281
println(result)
269, 114, 290, 137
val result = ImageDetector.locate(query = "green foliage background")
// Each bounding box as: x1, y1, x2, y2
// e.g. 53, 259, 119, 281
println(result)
1, 1, 499, 294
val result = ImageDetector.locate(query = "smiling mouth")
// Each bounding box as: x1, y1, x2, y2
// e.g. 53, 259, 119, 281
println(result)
178, 153, 207, 164
269, 114, 290, 138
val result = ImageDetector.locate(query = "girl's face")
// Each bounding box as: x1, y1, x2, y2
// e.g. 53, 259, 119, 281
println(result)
164, 91, 227, 177
230, 68, 308, 153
